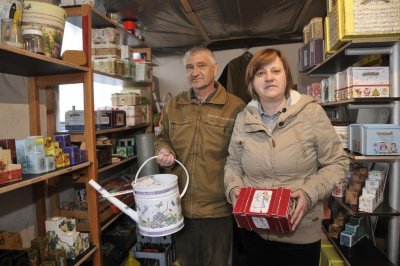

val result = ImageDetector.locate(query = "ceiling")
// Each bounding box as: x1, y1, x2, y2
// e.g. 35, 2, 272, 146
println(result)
95, 0, 327, 57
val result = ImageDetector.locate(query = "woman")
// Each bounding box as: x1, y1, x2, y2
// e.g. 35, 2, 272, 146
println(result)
224, 48, 349, 266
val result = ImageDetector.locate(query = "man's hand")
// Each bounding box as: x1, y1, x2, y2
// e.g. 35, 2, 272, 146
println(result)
156, 148, 175, 167
290, 190, 310, 231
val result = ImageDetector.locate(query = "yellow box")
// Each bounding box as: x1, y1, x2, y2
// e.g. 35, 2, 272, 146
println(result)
325, 0, 400, 53
320, 240, 345, 266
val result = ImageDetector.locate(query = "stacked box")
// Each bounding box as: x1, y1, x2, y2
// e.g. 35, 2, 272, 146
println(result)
358, 170, 385, 212
298, 38, 324, 72
0, 139, 16, 163
347, 67, 389, 98
111, 93, 141, 106
92, 28, 120, 45
349, 124, 400, 155
233, 187, 293, 233
0, 149, 22, 184
134, 62, 152, 82
93, 58, 124, 76
45, 217, 89, 259
340, 217, 366, 247
303, 17, 324, 43
325, 0, 400, 53
31, 237, 49, 263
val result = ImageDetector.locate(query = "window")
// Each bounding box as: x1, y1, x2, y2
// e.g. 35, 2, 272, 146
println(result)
58, 22, 123, 131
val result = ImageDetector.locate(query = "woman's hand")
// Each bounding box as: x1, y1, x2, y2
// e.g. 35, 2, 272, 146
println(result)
231, 187, 241, 207
156, 148, 175, 167
290, 190, 310, 231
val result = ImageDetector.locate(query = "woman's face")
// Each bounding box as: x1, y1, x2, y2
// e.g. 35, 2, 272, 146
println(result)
253, 57, 287, 103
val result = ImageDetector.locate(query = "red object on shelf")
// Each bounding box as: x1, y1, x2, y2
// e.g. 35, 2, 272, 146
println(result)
123, 20, 136, 31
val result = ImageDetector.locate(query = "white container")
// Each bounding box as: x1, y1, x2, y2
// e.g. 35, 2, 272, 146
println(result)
22, 1, 66, 58
88, 156, 190, 237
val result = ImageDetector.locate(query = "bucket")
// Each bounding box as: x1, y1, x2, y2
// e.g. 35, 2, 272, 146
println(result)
21, 1, 66, 58
133, 156, 189, 237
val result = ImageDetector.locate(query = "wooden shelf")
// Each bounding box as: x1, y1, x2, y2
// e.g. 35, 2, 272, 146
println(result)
98, 156, 137, 173
96, 124, 149, 135
0, 44, 88, 76
94, 71, 152, 87
65, 5, 147, 47
0, 162, 91, 195
322, 220, 395, 266
333, 197, 400, 217
67, 244, 98, 266
307, 39, 399, 76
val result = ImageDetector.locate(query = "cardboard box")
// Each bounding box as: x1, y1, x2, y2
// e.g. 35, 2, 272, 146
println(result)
233, 187, 293, 233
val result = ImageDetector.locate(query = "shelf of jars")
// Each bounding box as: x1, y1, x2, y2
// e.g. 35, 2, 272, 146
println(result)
307, 39, 399, 76
0, 43, 88, 76
0, 162, 91, 195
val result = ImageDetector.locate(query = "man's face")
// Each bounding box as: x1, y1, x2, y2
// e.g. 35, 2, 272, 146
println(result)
185, 51, 217, 90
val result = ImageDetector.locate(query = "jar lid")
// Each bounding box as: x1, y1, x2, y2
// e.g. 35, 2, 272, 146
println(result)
22, 29, 43, 36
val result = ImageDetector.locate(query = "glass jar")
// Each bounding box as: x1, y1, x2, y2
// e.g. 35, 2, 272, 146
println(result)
1, 18, 23, 48
22, 29, 44, 54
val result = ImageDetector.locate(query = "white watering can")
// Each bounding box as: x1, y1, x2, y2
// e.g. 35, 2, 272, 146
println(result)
88, 156, 189, 237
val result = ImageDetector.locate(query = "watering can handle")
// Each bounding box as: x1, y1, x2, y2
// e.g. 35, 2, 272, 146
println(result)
134, 155, 190, 198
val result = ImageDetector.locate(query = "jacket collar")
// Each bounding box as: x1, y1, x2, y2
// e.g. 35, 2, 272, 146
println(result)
177, 82, 227, 105
244, 90, 315, 129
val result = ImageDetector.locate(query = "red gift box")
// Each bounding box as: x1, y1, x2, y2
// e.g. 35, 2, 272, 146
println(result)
233, 187, 294, 233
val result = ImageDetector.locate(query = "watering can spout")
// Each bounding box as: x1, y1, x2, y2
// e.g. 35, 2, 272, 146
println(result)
88, 179, 138, 222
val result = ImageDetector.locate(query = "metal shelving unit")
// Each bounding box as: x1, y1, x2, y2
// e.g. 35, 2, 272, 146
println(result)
308, 41, 400, 265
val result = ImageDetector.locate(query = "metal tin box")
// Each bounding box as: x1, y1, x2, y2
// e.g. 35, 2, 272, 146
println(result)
349, 124, 400, 155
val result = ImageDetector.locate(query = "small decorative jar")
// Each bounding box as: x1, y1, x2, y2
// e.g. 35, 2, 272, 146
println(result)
22, 29, 44, 54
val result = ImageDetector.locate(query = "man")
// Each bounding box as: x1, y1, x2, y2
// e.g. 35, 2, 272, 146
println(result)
155, 46, 245, 266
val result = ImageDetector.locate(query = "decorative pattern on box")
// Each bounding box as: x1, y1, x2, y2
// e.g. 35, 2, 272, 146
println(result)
349, 124, 400, 155
325, 0, 400, 53
233, 187, 294, 233
93, 58, 124, 76
111, 92, 141, 106
92, 43, 121, 59
92, 28, 119, 44
0, 149, 22, 184
336, 67, 389, 100
303, 17, 323, 43
45, 216, 89, 259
